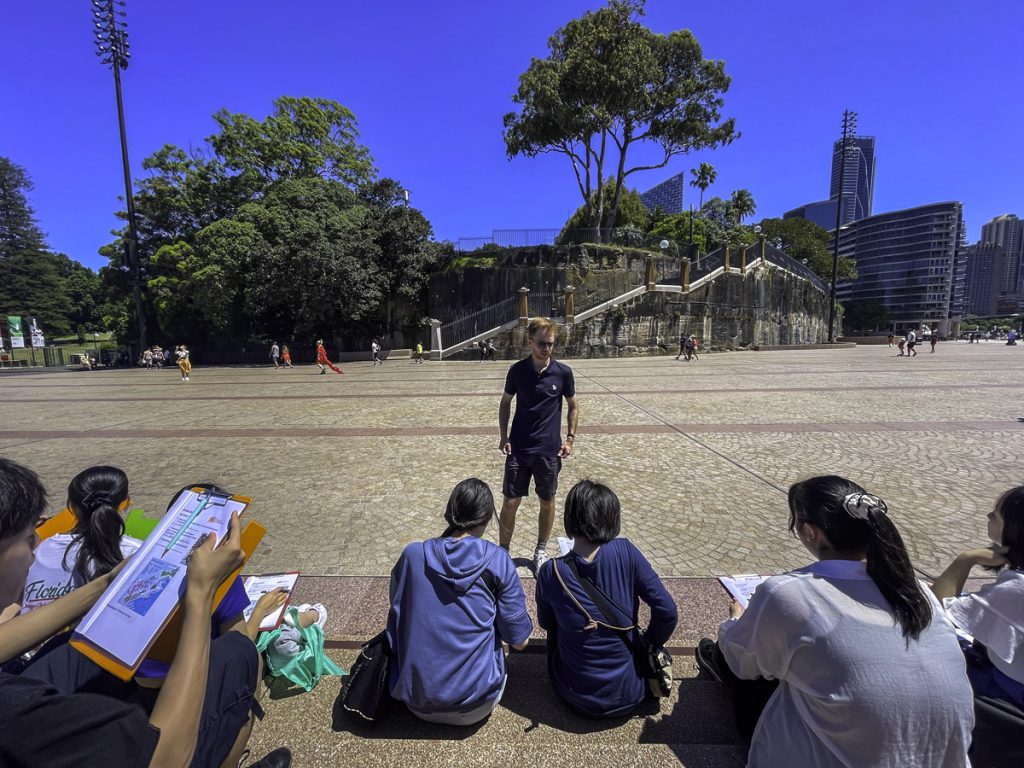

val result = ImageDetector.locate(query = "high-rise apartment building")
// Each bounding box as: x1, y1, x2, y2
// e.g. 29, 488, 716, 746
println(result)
639, 173, 685, 215
835, 201, 965, 334
980, 214, 1023, 296
830, 136, 876, 225
963, 243, 1007, 316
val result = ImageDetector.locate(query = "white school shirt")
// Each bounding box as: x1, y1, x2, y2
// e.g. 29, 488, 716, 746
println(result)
718, 559, 973, 768
945, 569, 1024, 684
21, 533, 143, 613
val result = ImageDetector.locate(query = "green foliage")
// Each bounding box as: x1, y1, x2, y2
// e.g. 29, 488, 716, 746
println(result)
504, 0, 737, 241
558, 178, 649, 243
0, 157, 105, 336
729, 189, 756, 223
757, 217, 857, 282
101, 99, 443, 344
649, 211, 708, 252
689, 163, 716, 209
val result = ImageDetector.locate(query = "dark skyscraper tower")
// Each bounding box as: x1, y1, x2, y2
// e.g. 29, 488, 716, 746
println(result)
829, 136, 876, 225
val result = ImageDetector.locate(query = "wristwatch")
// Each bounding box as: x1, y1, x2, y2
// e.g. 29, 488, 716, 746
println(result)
565, 433, 575, 441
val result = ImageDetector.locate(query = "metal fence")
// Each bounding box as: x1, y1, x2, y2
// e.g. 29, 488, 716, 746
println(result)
439, 296, 518, 349
455, 227, 691, 254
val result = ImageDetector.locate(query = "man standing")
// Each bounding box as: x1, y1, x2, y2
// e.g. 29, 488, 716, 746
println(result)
906, 328, 917, 357
270, 341, 280, 369
371, 339, 382, 366
498, 317, 579, 574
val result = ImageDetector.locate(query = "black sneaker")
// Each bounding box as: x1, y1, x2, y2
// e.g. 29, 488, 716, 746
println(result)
248, 748, 292, 768
695, 638, 726, 683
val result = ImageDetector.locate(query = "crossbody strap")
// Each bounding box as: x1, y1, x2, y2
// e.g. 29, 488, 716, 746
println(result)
553, 555, 635, 634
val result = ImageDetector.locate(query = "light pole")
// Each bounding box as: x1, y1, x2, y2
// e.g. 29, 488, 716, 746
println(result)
828, 109, 857, 343
92, 0, 146, 356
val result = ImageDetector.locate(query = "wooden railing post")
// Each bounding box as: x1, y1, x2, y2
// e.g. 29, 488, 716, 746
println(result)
565, 286, 576, 325
518, 287, 530, 326
682, 259, 691, 291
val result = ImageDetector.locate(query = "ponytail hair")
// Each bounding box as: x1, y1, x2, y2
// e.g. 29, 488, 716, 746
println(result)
441, 478, 495, 538
788, 475, 931, 639
65, 466, 130, 582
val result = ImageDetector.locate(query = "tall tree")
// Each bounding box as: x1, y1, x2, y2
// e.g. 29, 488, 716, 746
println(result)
558, 178, 649, 243
0, 157, 46, 258
504, 0, 737, 242
757, 217, 857, 281
729, 189, 756, 224
689, 162, 716, 209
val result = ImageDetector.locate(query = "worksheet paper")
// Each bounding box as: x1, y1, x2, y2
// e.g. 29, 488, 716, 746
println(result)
718, 574, 768, 608
243, 572, 300, 630
75, 489, 247, 668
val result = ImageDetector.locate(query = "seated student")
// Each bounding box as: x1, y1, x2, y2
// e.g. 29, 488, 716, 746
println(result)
932, 486, 1024, 708
0, 458, 290, 768
21, 466, 142, 613
535, 480, 677, 718
387, 478, 532, 725
696, 475, 974, 767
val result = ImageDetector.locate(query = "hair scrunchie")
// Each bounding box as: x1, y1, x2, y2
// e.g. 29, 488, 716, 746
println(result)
81, 491, 113, 509
842, 492, 888, 521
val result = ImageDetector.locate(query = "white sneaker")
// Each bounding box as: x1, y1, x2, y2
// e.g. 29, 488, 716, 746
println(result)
532, 545, 549, 576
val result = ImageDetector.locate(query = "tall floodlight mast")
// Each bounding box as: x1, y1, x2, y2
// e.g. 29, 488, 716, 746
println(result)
92, 0, 146, 354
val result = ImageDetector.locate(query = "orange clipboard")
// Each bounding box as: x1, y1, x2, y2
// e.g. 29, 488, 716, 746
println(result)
69, 490, 264, 681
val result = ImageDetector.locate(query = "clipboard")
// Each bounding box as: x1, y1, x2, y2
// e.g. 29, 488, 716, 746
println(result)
69, 487, 263, 681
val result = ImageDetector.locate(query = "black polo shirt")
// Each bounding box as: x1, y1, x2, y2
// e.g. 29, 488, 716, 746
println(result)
504, 356, 575, 456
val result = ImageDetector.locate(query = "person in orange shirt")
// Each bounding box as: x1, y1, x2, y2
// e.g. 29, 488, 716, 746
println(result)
315, 339, 343, 375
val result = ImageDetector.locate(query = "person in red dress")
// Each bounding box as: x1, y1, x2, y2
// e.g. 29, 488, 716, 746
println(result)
315, 339, 344, 375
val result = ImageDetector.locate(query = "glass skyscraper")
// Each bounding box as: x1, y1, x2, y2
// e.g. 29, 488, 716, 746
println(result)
835, 202, 965, 334
830, 136, 876, 225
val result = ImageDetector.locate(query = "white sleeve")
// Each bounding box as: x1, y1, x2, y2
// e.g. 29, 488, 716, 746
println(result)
717, 576, 812, 681
944, 576, 1024, 666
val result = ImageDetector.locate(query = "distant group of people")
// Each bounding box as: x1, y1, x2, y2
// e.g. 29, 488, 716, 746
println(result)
889, 326, 939, 356
477, 339, 497, 362
675, 334, 699, 361
269, 342, 294, 369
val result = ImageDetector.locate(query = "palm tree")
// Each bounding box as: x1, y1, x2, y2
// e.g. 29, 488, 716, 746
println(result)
689, 163, 717, 210
729, 189, 756, 224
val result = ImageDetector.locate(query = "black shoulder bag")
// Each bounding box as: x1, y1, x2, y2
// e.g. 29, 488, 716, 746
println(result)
555, 556, 673, 698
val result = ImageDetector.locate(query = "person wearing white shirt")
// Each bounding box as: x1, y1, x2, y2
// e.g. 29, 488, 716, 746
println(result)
696, 475, 974, 768
933, 486, 1024, 708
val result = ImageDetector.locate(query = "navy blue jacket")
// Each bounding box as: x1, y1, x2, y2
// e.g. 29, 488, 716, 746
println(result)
535, 538, 677, 716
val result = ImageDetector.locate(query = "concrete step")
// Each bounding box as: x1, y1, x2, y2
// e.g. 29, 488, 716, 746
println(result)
246, 649, 745, 768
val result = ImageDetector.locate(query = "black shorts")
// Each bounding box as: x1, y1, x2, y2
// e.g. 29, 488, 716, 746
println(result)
22, 631, 262, 768
503, 452, 561, 500
907, 341, 917, 349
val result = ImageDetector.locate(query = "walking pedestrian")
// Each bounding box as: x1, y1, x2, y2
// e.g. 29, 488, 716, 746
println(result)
315, 339, 344, 375
270, 341, 280, 369
414, 341, 425, 364
497, 318, 579, 574
930, 335, 938, 353
281, 344, 293, 368
176, 344, 191, 381
371, 340, 382, 366
897, 338, 906, 356
906, 328, 917, 357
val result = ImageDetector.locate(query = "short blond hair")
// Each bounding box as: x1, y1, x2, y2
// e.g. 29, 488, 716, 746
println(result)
527, 317, 558, 339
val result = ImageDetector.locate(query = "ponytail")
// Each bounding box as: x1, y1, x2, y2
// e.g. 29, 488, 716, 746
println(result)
864, 509, 932, 639
65, 466, 130, 582
789, 475, 932, 639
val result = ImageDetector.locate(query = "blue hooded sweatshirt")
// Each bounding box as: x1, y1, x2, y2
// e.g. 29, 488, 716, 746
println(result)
387, 536, 532, 715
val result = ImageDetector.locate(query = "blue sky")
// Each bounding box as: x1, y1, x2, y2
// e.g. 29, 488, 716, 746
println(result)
2, 0, 1022, 270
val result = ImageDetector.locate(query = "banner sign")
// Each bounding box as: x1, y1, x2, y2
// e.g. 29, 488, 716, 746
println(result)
28, 317, 45, 347
7, 316, 25, 348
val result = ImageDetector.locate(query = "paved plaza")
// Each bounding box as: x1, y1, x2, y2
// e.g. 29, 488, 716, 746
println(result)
1, 342, 1021, 579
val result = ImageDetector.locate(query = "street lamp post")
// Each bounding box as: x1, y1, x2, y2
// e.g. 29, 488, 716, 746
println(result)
92, 0, 146, 356
828, 109, 857, 343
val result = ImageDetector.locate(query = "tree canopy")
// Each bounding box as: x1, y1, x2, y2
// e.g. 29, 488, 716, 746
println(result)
101, 97, 443, 347
0, 157, 104, 337
558, 178, 649, 243
756, 217, 857, 282
504, 0, 736, 242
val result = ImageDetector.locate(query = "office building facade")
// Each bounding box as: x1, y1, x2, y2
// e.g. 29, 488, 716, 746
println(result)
830, 136, 876, 225
835, 201, 965, 334
639, 172, 685, 215
963, 243, 1007, 316
783, 200, 838, 231
980, 213, 1023, 297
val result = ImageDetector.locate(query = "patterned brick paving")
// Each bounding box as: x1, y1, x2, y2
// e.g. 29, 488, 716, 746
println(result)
1, 342, 1021, 578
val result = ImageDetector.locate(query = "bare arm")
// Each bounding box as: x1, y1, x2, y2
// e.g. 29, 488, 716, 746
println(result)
931, 546, 1008, 600
559, 395, 580, 458
147, 513, 246, 768
498, 392, 514, 453
0, 574, 112, 662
